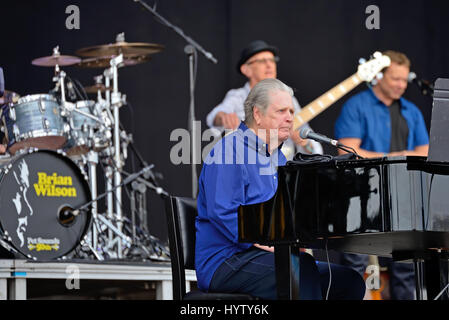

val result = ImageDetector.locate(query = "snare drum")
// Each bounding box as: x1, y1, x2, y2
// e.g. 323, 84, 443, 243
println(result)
2, 94, 69, 154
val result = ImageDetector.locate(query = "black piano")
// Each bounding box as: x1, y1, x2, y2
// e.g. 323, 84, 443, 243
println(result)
238, 156, 449, 300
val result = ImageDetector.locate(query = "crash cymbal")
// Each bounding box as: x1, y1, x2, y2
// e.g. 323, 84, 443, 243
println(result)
77, 54, 152, 68
0, 90, 20, 104
32, 54, 81, 67
76, 41, 164, 58
83, 84, 110, 94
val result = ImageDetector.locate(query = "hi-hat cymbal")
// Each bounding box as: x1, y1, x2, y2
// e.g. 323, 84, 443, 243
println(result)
0, 90, 20, 104
32, 54, 81, 67
83, 84, 110, 94
76, 41, 164, 58
77, 54, 152, 68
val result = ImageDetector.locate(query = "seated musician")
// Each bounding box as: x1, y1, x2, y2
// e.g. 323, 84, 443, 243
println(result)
195, 78, 365, 299
334, 50, 429, 299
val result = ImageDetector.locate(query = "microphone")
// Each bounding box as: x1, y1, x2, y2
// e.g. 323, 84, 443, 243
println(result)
299, 127, 364, 159
58, 205, 79, 225
300, 128, 340, 147
408, 71, 417, 83
408, 71, 434, 97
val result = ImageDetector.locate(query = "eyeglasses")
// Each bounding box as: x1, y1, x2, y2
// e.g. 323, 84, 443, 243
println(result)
246, 56, 280, 66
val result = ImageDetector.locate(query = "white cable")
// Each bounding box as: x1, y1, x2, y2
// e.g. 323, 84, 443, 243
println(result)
325, 240, 332, 300
433, 282, 449, 300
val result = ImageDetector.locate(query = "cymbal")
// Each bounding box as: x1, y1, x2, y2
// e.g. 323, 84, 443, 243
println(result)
76, 41, 164, 58
77, 54, 152, 68
32, 54, 81, 67
0, 90, 20, 104
83, 84, 110, 94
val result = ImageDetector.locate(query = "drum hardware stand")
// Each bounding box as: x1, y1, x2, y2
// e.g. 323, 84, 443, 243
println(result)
70, 164, 154, 260
120, 172, 170, 261
99, 62, 115, 250
86, 150, 99, 250
135, 181, 148, 234
414, 258, 428, 300
50, 47, 67, 104
104, 157, 115, 245
71, 107, 104, 124
0, 233, 22, 257
129, 180, 149, 240
106, 54, 127, 258
103, 69, 112, 105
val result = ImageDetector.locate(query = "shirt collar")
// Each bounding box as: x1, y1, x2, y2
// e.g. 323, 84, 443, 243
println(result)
237, 122, 284, 157
243, 82, 251, 95
368, 87, 406, 109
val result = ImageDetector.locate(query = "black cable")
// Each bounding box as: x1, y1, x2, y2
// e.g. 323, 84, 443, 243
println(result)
425, 174, 435, 230
70, 77, 89, 101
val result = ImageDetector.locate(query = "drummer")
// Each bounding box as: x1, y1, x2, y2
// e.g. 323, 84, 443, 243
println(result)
0, 67, 6, 154
0, 105, 10, 154
0, 113, 7, 153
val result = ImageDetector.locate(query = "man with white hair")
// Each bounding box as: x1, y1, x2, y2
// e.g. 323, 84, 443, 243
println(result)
195, 78, 365, 300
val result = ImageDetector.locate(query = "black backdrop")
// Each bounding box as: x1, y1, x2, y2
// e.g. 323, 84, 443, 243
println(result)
1, 0, 448, 244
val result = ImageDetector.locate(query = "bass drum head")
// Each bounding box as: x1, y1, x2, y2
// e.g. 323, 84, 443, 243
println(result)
0, 149, 91, 260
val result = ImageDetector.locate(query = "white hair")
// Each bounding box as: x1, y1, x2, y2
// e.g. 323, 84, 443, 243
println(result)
243, 78, 293, 125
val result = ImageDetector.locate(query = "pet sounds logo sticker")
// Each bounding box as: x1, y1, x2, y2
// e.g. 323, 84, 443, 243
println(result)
28, 237, 60, 252
34, 172, 77, 197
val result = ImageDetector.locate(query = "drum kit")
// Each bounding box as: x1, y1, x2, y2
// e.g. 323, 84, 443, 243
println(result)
0, 33, 170, 262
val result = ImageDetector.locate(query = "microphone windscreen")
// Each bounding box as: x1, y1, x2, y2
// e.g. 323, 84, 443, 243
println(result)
408, 72, 417, 83
299, 127, 311, 139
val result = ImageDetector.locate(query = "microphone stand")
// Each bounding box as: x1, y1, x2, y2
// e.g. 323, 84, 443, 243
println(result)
132, 0, 218, 64
133, 0, 218, 198
414, 78, 434, 97
119, 120, 164, 187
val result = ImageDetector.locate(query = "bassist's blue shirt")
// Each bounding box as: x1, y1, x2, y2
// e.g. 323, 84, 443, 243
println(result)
334, 88, 429, 152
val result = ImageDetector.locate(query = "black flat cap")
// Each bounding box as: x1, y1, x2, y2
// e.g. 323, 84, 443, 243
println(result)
236, 40, 279, 74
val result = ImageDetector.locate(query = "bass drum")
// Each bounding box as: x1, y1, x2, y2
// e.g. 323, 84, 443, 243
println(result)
0, 149, 91, 260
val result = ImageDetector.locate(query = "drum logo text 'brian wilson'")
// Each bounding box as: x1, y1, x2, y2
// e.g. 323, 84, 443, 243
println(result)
34, 172, 77, 197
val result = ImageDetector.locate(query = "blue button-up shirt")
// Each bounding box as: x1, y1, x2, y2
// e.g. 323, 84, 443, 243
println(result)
334, 88, 429, 153
195, 122, 287, 291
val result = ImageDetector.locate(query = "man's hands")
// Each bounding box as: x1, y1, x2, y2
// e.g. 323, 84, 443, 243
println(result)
214, 112, 240, 129
290, 127, 312, 151
254, 243, 274, 253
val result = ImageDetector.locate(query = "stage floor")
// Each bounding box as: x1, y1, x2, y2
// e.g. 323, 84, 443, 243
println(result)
0, 259, 197, 300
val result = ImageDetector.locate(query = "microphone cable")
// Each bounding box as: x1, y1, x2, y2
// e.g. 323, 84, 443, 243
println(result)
325, 238, 332, 300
